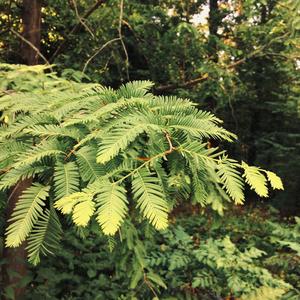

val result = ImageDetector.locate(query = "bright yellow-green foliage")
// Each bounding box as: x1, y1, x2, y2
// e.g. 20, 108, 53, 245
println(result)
0, 66, 284, 264
242, 162, 284, 197
6, 183, 50, 248
95, 182, 128, 235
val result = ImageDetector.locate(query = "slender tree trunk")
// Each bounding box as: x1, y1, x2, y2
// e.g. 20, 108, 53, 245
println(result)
208, 0, 219, 62
2, 2, 42, 299
21, 0, 42, 65
2, 179, 32, 300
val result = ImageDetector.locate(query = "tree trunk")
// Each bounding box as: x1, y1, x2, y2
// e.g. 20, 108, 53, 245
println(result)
2, 179, 32, 300
21, 0, 42, 65
1, 2, 42, 299
208, 0, 219, 62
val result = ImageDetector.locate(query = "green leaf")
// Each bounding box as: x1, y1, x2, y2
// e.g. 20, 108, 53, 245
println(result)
76, 146, 105, 183
147, 272, 167, 289
12, 139, 64, 168
54, 162, 79, 200
242, 162, 268, 197
265, 171, 284, 190
72, 197, 95, 227
26, 208, 62, 265
117, 80, 154, 98
132, 169, 169, 230
54, 192, 90, 215
95, 182, 128, 235
217, 157, 244, 204
96, 123, 147, 164
130, 267, 143, 289
6, 183, 50, 247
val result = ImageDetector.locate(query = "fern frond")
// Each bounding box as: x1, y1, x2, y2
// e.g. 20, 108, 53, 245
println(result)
95, 181, 128, 235
27, 208, 62, 265
264, 170, 284, 190
217, 157, 244, 204
242, 162, 268, 197
132, 168, 169, 230
25, 124, 82, 140
54, 162, 80, 199
179, 141, 221, 166
96, 123, 148, 164
72, 196, 95, 227
117, 80, 154, 98
168, 115, 235, 141
0, 165, 47, 191
150, 95, 195, 114
54, 192, 89, 214
189, 164, 208, 206
93, 85, 118, 103
76, 146, 105, 183
0, 114, 57, 141
0, 141, 29, 168
5, 183, 50, 247
12, 139, 65, 168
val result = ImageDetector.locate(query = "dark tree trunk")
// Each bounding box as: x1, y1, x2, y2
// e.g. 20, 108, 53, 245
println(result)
2, 179, 32, 300
21, 0, 42, 65
1, 2, 42, 299
208, 0, 219, 62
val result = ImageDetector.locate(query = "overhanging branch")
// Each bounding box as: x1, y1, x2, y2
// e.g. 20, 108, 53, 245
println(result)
50, 0, 106, 62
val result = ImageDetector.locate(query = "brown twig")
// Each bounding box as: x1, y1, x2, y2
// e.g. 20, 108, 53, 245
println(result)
163, 130, 175, 154
155, 33, 290, 92
118, 0, 129, 80
136, 130, 175, 161
50, 0, 106, 62
82, 37, 121, 73
10, 28, 52, 69
71, 0, 95, 38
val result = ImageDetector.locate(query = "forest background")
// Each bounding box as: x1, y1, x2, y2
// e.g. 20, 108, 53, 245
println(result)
0, 0, 299, 299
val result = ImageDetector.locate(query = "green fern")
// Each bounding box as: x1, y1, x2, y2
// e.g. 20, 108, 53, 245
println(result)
26, 208, 62, 265
54, 192, 89, 214
0, 164, 47, 191
217, 157, 244, 204
54, 162, 79, 199
0, 69, 284, 263
117, 80, 154, 98
95, 181, 128, 235
5, 183, 50, 247
264, 170, 284, 190
76, 146, 105, 182
72, 196, 95, 227
132, 169, 169, 230
12, 139, 64, 169
242, 162, 268, 197
97, 122, 149, 164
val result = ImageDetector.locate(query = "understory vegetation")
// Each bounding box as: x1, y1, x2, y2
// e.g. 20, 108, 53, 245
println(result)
20, 208, 300, 300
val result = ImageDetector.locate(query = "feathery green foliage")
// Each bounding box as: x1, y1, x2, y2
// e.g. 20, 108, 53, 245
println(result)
95, 182, 128, 235
0, 67, 283, 264
54, 162, 79, 199
5, 183, 50, 248
132, 169, 169, 230
26, 208, 62, 265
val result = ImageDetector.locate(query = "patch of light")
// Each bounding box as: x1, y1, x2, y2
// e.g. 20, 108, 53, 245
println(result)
191, 5, 209, 25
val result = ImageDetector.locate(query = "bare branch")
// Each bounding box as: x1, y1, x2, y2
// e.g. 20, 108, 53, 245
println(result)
118, 0, 129, 80
155, 33, 290, 93
82, 37, 121, 73
71, 0, 95, 38
10, 28, 52, 69
50, 0, 106, 62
